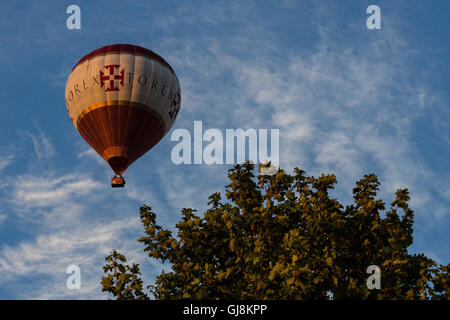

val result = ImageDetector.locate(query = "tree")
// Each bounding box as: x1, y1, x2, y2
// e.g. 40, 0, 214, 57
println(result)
102, 162, 449, 300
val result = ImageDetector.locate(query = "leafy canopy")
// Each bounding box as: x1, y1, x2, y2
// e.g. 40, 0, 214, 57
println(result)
102, 162, 449, 300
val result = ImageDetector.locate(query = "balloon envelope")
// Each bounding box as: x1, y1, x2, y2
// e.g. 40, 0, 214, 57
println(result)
65, 44, 181, 175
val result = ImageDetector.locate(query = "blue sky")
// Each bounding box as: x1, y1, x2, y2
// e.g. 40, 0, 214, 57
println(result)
0, 0, 448, 299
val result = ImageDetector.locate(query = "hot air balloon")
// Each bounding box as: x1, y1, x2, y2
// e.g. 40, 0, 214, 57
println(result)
65, 44, 181, 187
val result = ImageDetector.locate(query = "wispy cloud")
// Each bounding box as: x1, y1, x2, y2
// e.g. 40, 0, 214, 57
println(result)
0, 155, 14, 172
0, 216, 142, 299
151, 2, 449, 227
0, 1, 448, 299
26, 130, 55, 162
7, 172, 102, 226
0, 166, 162, 299
11, 174, 100, 208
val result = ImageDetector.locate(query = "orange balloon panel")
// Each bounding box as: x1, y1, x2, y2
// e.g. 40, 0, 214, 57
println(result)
65, 44, 181, 175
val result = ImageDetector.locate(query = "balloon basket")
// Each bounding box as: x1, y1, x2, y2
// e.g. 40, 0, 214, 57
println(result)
111, 175, 125, 188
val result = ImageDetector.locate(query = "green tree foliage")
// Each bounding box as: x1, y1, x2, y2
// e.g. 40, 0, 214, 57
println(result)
101, 250, 149, 300
102, 162, 449, 300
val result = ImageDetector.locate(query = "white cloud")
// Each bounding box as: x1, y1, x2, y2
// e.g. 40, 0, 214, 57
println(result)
26, 130, 55, 162
160, 5, 449, 223
0, 216, 144, 299
0, 126, 178, 298
0, 1, 448, 299
10, 173, 102, 210
0, 155, 14, 172
0, 166, 163, 299
78, 148, 104, 166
